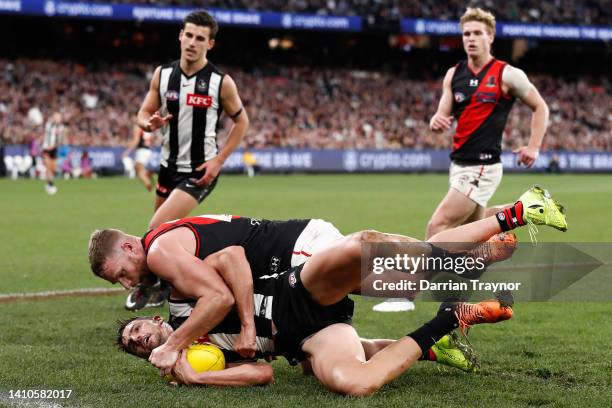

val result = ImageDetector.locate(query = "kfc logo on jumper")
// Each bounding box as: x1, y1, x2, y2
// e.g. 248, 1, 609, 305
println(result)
187, 93, 212, 108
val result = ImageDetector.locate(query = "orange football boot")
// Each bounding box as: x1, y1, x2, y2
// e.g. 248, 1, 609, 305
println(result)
439, 291, 514, 335
469, 232, 518, 266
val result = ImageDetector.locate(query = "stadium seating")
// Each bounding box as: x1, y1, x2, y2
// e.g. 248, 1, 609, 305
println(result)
1, 59, 609, 151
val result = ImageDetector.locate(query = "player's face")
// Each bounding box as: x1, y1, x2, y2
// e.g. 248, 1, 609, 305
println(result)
102, 245, 146, 289
462, 21, 493, 58
122, 317, 173, 357
179, 23, 214, 63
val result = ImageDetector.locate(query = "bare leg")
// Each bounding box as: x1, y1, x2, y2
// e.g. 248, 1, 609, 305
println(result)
135, 162, 153, 192
303, 324, 422, 397
427, 216, 501, 249
43, 155, 56, 183
301, 220, 508, 305
426, 189, 479, 239
300, 230, 432, 306
464, 204, 485, 224
360, 338, 395, 360
149, 189, 199, 230
484, 203, 513, 218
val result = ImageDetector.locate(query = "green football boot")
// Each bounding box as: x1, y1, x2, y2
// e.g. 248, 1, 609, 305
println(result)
518, 185, 568, 232
431, 332, 478, 373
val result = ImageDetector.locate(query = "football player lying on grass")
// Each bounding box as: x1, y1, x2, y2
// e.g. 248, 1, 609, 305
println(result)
90, 187, 567, 393
118, 314, 481, 390
117, 189, 566, 396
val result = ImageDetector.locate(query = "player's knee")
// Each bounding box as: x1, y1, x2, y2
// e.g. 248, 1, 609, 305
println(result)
344, 230, 379, 263
330, 368, 379, 397
427, 213, 453, 236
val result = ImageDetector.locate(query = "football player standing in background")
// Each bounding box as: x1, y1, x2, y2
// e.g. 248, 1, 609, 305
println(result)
374, 7, 549, 313
42, 112, 66, 195
126, 10, 249, 310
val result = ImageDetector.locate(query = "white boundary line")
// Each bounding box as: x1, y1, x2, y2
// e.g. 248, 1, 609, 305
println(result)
0, 287, 124, 303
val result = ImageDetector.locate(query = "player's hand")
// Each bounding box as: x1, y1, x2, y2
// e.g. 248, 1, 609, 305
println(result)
147, 110, 173, 132
429, 114, 453, 133
513, 146, 539, 167
195, 157, 223, 186
170, 351, 198, 385
149, 343, 180, 377
234, 325, 257, 358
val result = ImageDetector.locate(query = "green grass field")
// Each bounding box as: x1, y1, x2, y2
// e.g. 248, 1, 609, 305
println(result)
1, 174, 611, 407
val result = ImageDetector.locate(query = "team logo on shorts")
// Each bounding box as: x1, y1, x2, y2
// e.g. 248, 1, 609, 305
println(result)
454, 92, 466, 103
196, 79, 208, 92
156, 183, 169, 194
165, 90, 179, 101
288, 272, 297, 287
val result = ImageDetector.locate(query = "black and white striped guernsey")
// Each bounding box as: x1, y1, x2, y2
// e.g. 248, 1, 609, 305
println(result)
42, 121, 64, 150
158, 60, 224, 172
168, 277, 277, 360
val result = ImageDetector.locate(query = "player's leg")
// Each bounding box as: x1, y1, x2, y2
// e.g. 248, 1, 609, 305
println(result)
483, 203, 512, 218
360, 335, 477, 372
300, 230, 433, 305
464, 203, 485, 223
148, 190, 199, 231
429, 186, 567, 247
426, 188, 478, 238
43, 152, 57, 194
134, 162, 153, 192
303, 300, 493, 396
302, 323, 421, 397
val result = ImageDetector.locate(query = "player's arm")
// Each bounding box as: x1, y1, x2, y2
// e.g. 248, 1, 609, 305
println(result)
429, 67, 455, 132
172, 353, 273, 387
195, 74, 249, 186
137, 66, 172, 132
503, 66, 549, 167
146, 233, 236, 375
205, 246, 257, 358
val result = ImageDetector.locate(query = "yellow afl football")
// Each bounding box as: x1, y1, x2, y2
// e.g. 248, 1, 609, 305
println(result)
186, 343, 226, 372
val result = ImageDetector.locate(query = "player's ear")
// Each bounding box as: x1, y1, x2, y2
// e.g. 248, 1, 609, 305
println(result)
178, 29, 184, 42
121, 241, 133, 253
208, 38, 215, 50
153, 315, 164, 325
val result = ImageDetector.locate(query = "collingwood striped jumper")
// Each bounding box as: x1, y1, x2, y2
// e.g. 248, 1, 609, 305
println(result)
158, 60, 224, 172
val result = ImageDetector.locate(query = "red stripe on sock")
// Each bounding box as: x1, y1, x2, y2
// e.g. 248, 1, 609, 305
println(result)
504, 208, 514, 229
514, 202, 525, 226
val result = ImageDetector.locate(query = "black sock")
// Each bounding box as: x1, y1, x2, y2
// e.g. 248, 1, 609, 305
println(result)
407, 310, 459, 356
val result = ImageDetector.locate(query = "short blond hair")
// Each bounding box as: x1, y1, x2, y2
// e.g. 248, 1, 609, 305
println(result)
460, 7, 496, 35
88, 229, 122, 277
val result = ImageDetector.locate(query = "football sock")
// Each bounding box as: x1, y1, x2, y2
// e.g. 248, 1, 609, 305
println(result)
421, 347, 437, 361
408, 310, 459, 357
495, 202, 525, 232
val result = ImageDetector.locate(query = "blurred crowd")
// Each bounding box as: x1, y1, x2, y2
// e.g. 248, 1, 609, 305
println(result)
87, 0, 609, 25
1, 58, 610, 152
